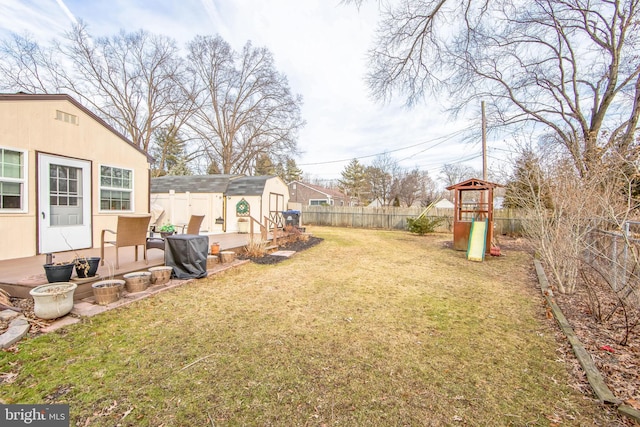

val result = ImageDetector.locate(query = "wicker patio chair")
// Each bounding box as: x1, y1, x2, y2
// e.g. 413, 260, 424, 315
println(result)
181, 215, 205, 235
147, 215, 205, 252
101, 215, 152, 269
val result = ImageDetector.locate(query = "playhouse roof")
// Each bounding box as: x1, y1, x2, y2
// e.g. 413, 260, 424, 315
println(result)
445, 178, 503, 191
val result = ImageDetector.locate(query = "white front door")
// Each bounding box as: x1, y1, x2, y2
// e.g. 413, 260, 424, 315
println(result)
38, 154, 92, 253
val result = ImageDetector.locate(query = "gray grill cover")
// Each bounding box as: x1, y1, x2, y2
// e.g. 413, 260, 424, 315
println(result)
164, 235, 209, 279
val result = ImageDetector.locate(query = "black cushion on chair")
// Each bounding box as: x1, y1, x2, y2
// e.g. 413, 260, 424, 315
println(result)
146, 237, 165, 250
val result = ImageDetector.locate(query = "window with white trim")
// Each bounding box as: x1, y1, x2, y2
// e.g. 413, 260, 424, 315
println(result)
0, 148, 26, 211
100, 165, 133, 211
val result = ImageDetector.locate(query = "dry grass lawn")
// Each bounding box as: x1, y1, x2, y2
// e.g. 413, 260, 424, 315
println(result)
0, 226, 624, 426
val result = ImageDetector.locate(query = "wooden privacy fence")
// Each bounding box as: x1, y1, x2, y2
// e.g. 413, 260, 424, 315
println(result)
300, 206, 523, 235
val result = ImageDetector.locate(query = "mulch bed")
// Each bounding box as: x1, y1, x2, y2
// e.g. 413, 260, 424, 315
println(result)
553, 282, 640, 413
238, 236, 324, 265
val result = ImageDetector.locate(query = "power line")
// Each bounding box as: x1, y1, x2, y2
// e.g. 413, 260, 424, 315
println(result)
298, 126, 473, 167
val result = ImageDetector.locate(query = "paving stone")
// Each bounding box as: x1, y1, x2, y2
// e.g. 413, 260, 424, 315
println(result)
271, 250, 296, 257
0, 315, 30, 349
0, 309, 20, 321
40, 316, 80, 333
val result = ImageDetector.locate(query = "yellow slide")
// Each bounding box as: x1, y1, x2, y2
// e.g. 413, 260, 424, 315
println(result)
467, 219, 488, 262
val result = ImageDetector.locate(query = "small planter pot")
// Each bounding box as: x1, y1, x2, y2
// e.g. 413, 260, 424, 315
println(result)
29, 282, 77, 320
210, 242, 220, 255
43, 263, 75, 283
149, 266, 172, 285
160, 231, 175, 238
123, 271, 151, 293
237, 219, 249, 234
92, 279, 124, 305
74, 257, 101, 278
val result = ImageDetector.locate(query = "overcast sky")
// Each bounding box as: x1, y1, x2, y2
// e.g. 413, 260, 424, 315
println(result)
0, 0, 510, 184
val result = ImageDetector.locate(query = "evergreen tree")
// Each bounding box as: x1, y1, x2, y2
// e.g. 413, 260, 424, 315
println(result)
207, 161, 221, 175
254, 153, 275, 175
339, 159, 368, 205
503, 150, 552, 209
168, 157, 192, 176
274, 162, 286, 181
150, 126, 189, 177
284, 158, 303, 182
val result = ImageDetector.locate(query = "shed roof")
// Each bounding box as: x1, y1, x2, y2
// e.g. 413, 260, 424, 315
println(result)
150, 174, 280, 195
226, 176, 275, 196
150, 174, 241, 194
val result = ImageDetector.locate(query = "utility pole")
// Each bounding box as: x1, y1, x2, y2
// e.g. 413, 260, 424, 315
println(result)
482, 101, 487, 181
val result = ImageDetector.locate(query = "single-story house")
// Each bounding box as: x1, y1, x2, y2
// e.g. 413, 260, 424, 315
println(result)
434, 199, 455, 209
0, 93, 152, 261
288, 181, 350, 206
150, 175, 290, 233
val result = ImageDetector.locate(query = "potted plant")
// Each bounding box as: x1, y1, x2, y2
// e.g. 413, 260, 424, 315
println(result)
159, 223, 176, 238
29, 282, 77, 319
123, 271, 151, 293
237, 217, 249, 234
91, 279, 125, 305
73, 256, 101, 278
43, 262, 75, 283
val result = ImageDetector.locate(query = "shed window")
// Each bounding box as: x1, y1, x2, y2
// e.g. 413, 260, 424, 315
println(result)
100, 165, 133, 211
0, 148, 26, 211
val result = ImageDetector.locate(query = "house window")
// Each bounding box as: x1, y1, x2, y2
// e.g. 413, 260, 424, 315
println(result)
100, 165, 133, 211
0, 148, 26, 211
55, 110, 78, 125
309, 199, 330, 206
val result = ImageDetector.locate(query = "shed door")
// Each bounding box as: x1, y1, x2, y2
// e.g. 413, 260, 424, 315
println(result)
269, 192, 284, 229
38, 154, 92, 253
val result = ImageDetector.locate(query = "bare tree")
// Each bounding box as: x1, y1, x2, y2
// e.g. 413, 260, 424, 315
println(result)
184, 35, 305, 175
438, 163, 478, 188
0, 33, 56, 93
348, 0, 640, 177
366, 152, 400, 206
394, 168, 423, 206
0, 24, 186, 152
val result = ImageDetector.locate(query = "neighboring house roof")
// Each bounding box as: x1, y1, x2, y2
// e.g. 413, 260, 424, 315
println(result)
0, 92, 152, 162
150, 174, 281, 195
290, 181, 348, 199
434, 199, 455, 209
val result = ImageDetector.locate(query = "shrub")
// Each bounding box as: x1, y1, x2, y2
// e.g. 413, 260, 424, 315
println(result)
244, 238, 268, 258
407, 216, 444, 235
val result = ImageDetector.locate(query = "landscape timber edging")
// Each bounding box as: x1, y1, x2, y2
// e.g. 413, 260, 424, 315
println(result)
533, 259, 640, 423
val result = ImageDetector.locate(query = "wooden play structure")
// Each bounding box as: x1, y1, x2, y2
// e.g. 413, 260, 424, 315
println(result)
446, 178, 502, 257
